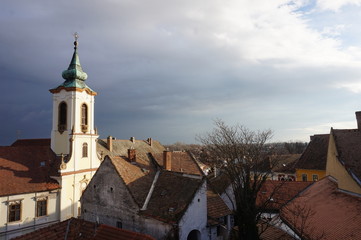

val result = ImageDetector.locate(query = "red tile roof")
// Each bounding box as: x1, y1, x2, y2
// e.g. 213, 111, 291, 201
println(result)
110, 156, 157, 207
0, 145, 60, 196
207, 189, 232, 225
281, 176, 361, 240
12, 218, 155, 240
259, 223, 294, 240
295, 134, 329, 170
152, 151, 203, 175
208, 172, 232, 195
257, 181, 312, 211
332, 129, 361, 185
141, 171, 204, 223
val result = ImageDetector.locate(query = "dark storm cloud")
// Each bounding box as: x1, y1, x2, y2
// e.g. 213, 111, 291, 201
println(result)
1, 0, 361, 145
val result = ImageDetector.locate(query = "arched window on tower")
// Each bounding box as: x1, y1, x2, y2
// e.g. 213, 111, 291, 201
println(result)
58, 102, 67, 134
81, 104, 88, 133
82, 143, 88, 158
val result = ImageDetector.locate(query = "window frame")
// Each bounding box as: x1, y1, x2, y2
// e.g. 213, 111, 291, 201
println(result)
36, 198, 47, 217
82, 142, 88, 158
8, 201, 21, 223
301, 173, 308, 182
312, 174, 319, 181
58, 102, 67, 133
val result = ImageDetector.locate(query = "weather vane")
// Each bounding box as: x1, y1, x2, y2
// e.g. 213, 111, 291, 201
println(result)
74, 32, 79, 41
73, 32, 79, 48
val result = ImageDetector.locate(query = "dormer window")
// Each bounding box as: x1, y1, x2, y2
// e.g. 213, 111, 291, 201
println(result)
58, 102, 67, 134
81, 104, 88, 133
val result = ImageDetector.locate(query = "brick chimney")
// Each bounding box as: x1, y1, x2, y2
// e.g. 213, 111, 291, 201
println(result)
356, 111, 361, 129
163, 151, 172, 171
107, 136, 113, 152
128, 148, 136, 163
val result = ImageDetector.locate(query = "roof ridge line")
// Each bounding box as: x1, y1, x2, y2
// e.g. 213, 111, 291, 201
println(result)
141, 169, 161, 211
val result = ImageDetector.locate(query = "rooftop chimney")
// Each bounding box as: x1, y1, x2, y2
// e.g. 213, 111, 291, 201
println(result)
107, 136, 113, 152
163, 151, 172, 171
356, 111, 361, 129
128, 148, 136, 163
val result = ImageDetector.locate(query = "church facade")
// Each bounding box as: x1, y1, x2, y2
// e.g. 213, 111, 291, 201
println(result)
0, 39, 102, 239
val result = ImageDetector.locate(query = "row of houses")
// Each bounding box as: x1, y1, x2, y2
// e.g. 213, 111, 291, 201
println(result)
1, 38, 361, 239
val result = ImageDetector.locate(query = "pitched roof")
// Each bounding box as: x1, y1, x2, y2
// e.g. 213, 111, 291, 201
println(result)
11, 138, 51, 147
0, 145, 60, 196
272, 154, 300, 173
281, 176, 361, 240
110, 156, 157, 207
208, 172, 232, 195
141, 171, 204, 223
257, 181, 312, 211
97, 138, 165, 164
294, 134, 329, 170
12, 218, 155, 240
259, 223, 294, 240
332, 129, 361, 184
152, 151, 203, 175
207, 189, 232, 225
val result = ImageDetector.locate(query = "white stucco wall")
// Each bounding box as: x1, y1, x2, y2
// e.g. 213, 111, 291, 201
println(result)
178, 180, 208, 240
51, 89, 96, 155
0, 191, 60, 240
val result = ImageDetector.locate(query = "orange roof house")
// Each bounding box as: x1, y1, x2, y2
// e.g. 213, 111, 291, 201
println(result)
281, 176, 361, 240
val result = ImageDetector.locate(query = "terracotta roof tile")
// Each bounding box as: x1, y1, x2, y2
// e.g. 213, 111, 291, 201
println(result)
141, 171, 204, 223
12, 218, 155, 240
257, 181, 312, 211
0, 145, 60, 196
207, 189, 231, 222
110, 156, 156, 207
332, 129, 361, 184
259, 223, 294, 240
208, 172, 232, 195
152, 151, 203, 175
281, 176, 361, 240
295, 134, 329, 170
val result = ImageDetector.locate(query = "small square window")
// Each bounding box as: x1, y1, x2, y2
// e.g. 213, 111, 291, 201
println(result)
9, 202, 21, 222
36, 199, 47, 217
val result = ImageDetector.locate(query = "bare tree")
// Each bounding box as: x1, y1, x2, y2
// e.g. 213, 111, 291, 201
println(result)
280, 201, 325, 240
197, 120, 275, 240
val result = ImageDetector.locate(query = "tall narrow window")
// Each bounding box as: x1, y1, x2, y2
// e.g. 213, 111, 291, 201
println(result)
36, 199, 47, 217
8, 202, 21, 222
82, 143, 88, 158
81, 104, 88, 133
302, 173, 308, 182
58, 102, 67, 133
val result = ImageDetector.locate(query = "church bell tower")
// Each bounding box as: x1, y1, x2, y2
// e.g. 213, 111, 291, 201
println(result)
49, 35, 100, 220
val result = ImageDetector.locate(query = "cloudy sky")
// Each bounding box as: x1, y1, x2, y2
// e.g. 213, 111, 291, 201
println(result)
2, 0, 361, 145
